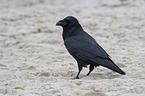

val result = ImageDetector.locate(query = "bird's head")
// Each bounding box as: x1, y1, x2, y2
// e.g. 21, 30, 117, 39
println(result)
56, 16, 83, 39
56, 16, 81, 29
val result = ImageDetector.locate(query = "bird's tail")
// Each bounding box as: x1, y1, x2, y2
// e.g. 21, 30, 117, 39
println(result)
104, 58, 126, 75
92, 57, 126, 75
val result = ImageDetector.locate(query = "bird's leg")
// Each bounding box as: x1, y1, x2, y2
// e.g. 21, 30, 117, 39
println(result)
87, 65, 94, 76
74, 65, 82, 79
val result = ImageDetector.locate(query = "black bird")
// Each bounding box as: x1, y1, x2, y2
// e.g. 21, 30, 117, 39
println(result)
56, 16, 126, 79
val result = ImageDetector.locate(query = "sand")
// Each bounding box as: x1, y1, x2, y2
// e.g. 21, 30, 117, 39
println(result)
0, 0, 145, 96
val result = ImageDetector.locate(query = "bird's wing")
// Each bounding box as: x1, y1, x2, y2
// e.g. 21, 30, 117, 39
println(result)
65, 37, 109, 61
65, 37, 126, 75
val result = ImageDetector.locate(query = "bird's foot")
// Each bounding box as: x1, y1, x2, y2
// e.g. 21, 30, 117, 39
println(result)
86, 74, 89, 76
85, 75, 89, 77
86, 73, 90, 76
72, 76, 79, 80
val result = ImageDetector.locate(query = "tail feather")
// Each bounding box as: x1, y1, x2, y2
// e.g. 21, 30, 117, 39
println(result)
103, 58, 126, 75
91, 57, 126, 75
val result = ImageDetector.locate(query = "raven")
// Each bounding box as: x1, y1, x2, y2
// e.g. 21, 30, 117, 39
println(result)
56, 16, 126, 79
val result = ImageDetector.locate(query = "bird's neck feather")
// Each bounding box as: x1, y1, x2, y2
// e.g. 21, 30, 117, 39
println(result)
62, 25, 83, 40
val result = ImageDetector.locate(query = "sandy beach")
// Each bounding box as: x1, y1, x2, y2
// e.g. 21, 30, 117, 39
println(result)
0, 0, 145, 96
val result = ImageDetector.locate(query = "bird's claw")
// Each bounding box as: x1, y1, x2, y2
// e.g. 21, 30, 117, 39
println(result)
71, 77, 79, 80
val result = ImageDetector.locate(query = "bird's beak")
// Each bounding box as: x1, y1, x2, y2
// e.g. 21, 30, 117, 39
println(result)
56, 20, 67, 26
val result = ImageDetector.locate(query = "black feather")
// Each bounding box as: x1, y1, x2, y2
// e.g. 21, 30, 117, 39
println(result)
56, 16, 126, 79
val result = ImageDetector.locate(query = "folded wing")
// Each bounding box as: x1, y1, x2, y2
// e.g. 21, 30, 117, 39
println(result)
65, 37, 125, 75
